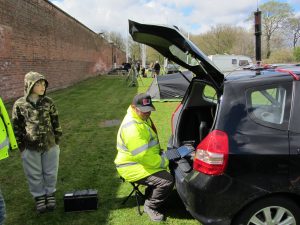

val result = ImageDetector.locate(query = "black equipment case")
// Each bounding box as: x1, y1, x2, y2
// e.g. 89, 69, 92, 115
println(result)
64, 189, 98, 212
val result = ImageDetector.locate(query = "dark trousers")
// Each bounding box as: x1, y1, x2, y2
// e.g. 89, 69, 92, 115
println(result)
136, 170, 174, 210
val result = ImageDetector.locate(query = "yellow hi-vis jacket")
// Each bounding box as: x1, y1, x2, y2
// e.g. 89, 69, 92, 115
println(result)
114, 106, 169, 182
0, 97, 18, 160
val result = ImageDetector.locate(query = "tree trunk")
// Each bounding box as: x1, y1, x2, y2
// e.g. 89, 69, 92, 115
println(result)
266, 36, 271, 58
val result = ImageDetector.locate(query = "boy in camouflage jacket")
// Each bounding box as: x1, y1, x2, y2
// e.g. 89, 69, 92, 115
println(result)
12, 71, 62, 213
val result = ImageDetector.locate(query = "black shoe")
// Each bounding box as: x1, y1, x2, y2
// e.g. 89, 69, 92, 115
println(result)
46, 194, 56, 211
35, 195, 46, 213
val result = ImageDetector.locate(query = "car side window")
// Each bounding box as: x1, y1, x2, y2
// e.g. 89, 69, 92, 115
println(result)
203, 85, 217, 103
246, 82, 291, 129
239, 60, 249, 66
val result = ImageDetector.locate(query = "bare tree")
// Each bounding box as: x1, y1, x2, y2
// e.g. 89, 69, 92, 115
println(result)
100, 30, 126, 51
231, 28, 254, 57
146, 46, 162, 64
127, 37, 141, 61
191, 24, 254, 57
108, 31, 126, 51
285, 16, 300, 48
259, 0, 293, 58
191, 24, 236, 55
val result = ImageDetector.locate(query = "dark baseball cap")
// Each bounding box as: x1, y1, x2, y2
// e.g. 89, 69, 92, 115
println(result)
132, 93, 156, 113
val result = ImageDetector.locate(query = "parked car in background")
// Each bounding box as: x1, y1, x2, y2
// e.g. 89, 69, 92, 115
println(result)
208, 54, 253, 73
129, 20, 300, 225
165, 63, 180, 74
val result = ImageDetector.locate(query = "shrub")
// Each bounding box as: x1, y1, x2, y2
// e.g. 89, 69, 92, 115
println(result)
293, 47, 300, 61
263, 49, 295, 64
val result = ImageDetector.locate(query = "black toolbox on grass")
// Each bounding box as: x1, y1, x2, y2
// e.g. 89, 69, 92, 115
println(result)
64, 189, 98, 212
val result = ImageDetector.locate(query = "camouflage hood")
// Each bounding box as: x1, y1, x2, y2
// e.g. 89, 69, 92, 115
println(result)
24, 71, 48, 99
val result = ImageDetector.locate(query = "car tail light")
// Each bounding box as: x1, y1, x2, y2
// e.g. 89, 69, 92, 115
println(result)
193, 130, 228, 175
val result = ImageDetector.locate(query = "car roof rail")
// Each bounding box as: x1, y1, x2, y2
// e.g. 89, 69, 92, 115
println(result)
275, 68, 300, 81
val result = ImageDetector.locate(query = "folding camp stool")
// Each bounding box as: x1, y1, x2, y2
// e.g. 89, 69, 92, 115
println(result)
120, 177, 145, 215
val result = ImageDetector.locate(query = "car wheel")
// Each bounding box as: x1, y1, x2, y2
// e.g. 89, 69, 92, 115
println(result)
233, 196, 300, 225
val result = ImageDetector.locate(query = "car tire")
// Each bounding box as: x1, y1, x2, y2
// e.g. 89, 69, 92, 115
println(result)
232, 196, 300, 225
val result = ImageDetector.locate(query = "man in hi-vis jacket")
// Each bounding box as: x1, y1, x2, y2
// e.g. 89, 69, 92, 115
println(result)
115, 93, 174, 222
0, 97, 18, 224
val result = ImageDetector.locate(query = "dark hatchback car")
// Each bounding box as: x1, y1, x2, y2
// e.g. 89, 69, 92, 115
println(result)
129, 20, 300, 225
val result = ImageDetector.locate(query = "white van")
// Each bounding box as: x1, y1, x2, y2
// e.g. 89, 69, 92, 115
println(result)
208, 54, 253, 73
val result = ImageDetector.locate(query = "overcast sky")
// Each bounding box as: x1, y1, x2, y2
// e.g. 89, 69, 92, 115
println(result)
50, 0, 300, 36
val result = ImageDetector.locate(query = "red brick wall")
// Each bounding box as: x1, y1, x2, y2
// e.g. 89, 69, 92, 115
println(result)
0, 0, 126, 101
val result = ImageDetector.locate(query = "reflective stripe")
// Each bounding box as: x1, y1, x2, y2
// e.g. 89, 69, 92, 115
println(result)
121, 120, 142, 129
117, 143, 128, 151
119, 134, 126, 148
147, 127, 153, 140
147, 139, 159, 148
131, 139, 159, 156
160, 155, 166, 168
118, 119, 158, 155
0, 137, 9, 150
118, 120, 141, 151
116, 162, 138, 168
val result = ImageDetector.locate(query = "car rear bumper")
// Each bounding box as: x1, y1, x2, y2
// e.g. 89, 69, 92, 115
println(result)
171, 159, 268, 225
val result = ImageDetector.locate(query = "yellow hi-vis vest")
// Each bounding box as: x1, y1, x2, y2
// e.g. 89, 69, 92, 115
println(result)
0, 97, 18, 160
114, 106, 169, 182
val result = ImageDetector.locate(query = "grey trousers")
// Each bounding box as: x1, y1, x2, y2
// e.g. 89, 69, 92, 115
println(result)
21, 145, 60, 198
136, 170, 174, 210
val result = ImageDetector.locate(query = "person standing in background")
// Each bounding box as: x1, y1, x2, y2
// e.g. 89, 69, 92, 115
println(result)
12, 71, 62, 213
136, 61, 141, 75
154, 61, 161, 77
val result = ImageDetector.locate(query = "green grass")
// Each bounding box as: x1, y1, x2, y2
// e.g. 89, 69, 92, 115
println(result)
0, 75, 199, 225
